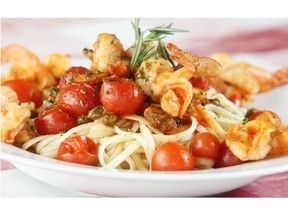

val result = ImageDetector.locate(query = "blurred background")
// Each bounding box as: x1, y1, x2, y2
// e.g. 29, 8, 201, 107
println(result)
2, 18, 288, 67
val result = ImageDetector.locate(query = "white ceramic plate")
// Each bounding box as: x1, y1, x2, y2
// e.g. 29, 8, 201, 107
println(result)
1, 142, 288, 197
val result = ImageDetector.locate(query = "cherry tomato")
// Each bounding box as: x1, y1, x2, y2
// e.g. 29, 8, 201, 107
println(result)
35, 107, 78, 135
57, 135, 99, 166
191, 132, 221, 160
2, 79, 42, 107
229, 91, 242, 107
190, 76, 214, 91
249, 110, 281, 123
58, 83, 101, 117
59, 66, 103, 89
214, 144, 244, 168
151, 142, 194, 171
100, 78, 145, 115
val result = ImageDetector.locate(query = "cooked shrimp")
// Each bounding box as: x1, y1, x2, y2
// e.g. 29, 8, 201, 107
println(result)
245, 65, 288, 92
166, 43, 221, 77
212, 53, 288, 95
1, 44, 39, 64
250, 110, 288, 156
45, 53, 71, 79
1, 86, 31, 144
1, 44, 57, 90
83, 33, 125, 72
269, 125, 288, 156
135, 56, 173, 96
211, 53, 260, 99
151, 67, 193, 117
226, 120, 276, 161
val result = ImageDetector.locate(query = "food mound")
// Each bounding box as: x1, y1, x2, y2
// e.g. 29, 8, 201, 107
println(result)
1, 19, 288, 171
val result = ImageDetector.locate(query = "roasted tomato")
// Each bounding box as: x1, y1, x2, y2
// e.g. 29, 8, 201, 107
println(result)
35, 107, 78, 135
214, 144, 245, 168
191, 132, 221, 160
57, 135, 99, 166
59, 66, 103, 89
2, 79, 42, 107
100, 78, 145, 115
58, 83, 101, 117
151, 142, 194, 171
190, 76, 214, 91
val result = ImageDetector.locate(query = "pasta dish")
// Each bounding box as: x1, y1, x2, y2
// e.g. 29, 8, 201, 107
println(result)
1, 19, 288, 171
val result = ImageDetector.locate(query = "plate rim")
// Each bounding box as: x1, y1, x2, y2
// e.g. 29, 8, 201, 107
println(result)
2, 142, 288, 181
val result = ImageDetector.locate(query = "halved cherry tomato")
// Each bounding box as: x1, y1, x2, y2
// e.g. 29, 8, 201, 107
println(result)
59, 66, 103, 89
214, 144, 244, 168
100, 78, 145, 115
151, 142, 194, 171
191, 132, 221, 160
57, 135, 99, 166
190, 76, 214, 91
2, 79, 42, 107
58, 83, 101, 117
35, 107, 78, 135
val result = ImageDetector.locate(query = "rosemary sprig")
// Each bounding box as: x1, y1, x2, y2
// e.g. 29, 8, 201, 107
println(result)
130, 19, 188, 71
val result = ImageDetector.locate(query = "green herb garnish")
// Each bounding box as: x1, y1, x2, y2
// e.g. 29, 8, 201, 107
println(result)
130, 18, 188, 71
242, 117, 249, 125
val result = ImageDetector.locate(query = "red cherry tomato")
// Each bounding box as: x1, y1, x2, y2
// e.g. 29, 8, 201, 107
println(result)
57, 135, 99, 166
229, 91, 242, 107
249, 110, 281, 123
191, 132, 221, 160
58, 83, 101, 117
35, 107, 78, 135
59, 66, 103, 89
151, 142, 194, 171
2, 79, 42, 107
100, 78, 145, 115
190, 76, 214, 91
214, 144, 244, 168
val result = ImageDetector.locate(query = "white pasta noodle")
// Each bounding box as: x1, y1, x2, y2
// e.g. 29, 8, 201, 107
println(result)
22, 115, 198, 171
204, 88, 247, 136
